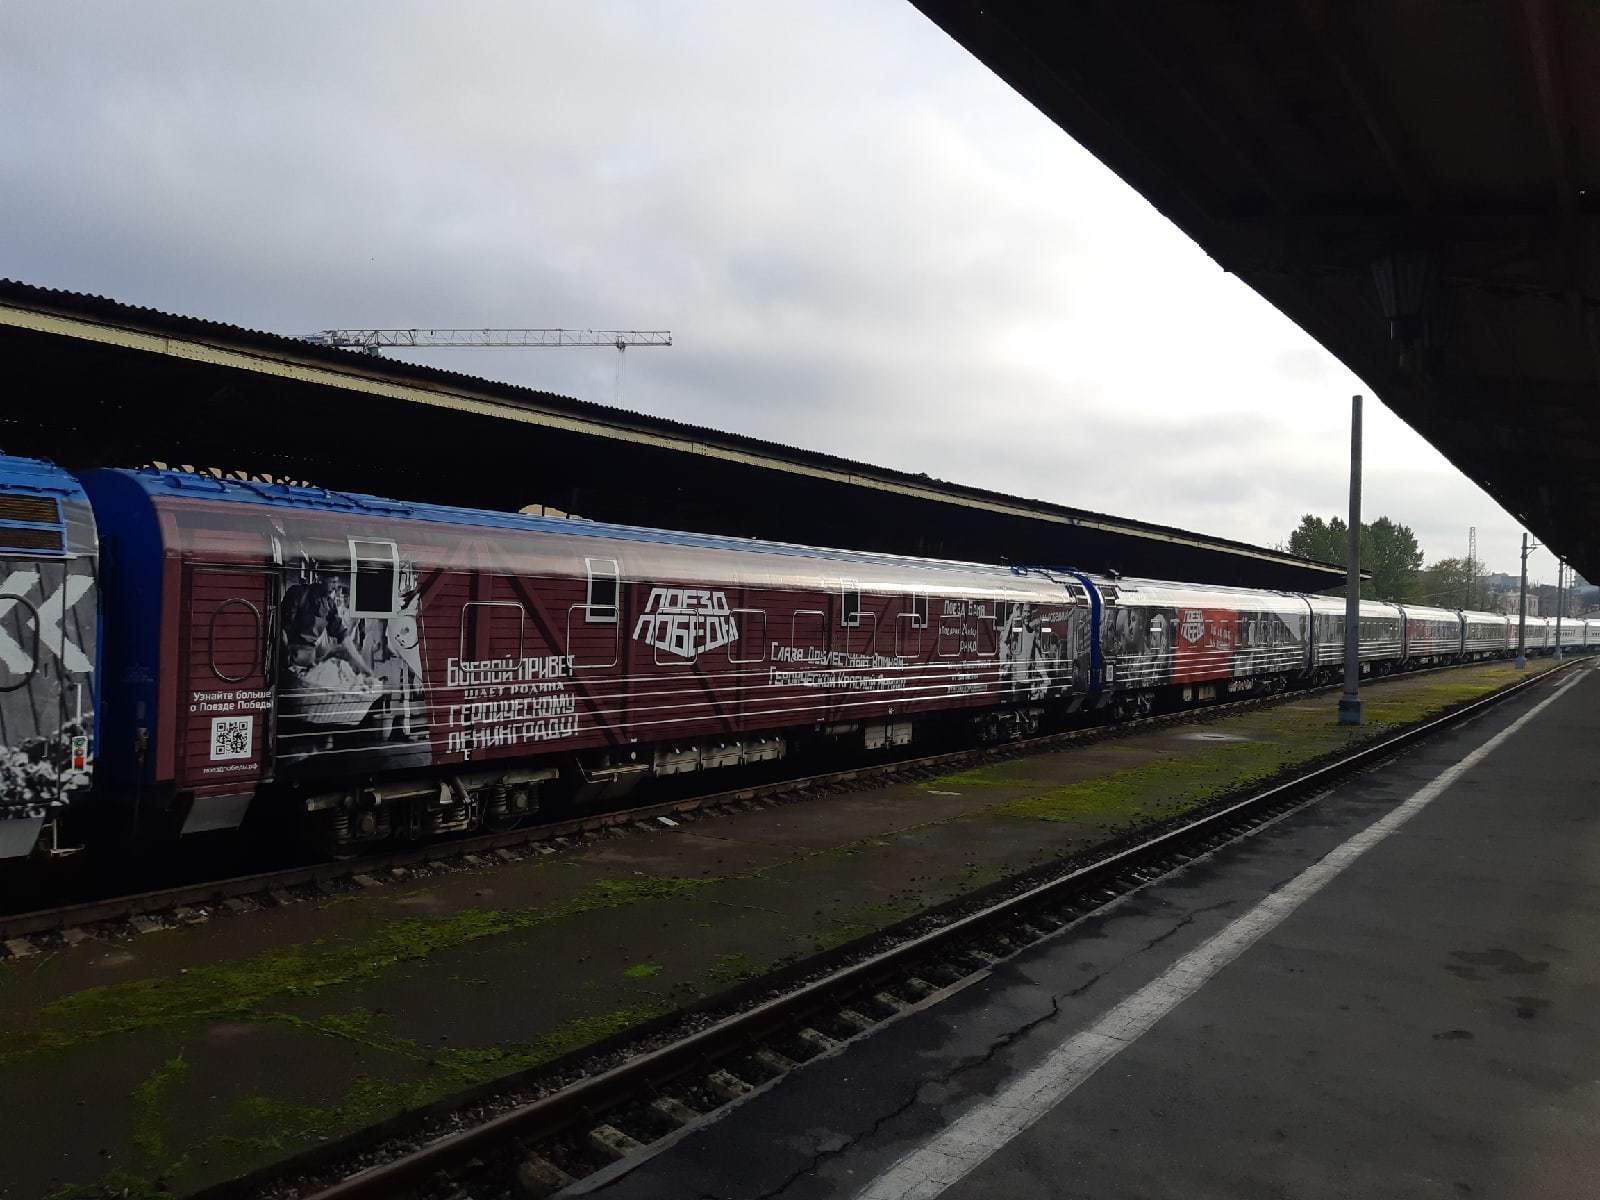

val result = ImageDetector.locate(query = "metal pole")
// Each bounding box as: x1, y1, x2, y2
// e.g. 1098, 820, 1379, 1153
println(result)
1339, 395, 1363, 725
1555, 561, 1565, 659
1515, 532, 1529, 669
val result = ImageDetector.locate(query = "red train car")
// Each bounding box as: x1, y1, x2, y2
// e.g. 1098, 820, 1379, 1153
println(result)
83, 469, 1094, 849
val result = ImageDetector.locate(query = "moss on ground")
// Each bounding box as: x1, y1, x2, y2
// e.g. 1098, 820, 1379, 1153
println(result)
809, 897, 923, 953
703, 952, 758, 991
58, 1003, 667, 1200
129, 1055, 189, 1166
926, 663, 1546, 829
1, 873, 717, 1067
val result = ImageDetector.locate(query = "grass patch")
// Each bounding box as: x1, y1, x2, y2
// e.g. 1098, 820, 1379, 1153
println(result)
703, 952, 758, 991
808, 898, 921, 953
129, 1055, 189, 1166
1, 874, 717, 1067
56, 1004, 666, 1200
998, 740, 1300, 824
621, 962, 663, 980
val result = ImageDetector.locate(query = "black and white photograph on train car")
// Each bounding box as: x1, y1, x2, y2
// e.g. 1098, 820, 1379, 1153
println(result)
274, 540, 432, 776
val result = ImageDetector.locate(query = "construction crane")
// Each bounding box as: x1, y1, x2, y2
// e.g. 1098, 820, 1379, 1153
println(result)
298, 328, 672, 355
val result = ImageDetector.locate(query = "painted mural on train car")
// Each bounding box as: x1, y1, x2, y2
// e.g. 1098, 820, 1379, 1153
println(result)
1101, 598, 1307, 691
0, 486, 97, 855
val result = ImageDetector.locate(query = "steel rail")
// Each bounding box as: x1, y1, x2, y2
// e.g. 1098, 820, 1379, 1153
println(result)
3, 662, 1470, 944
205, 659, 1585, 1200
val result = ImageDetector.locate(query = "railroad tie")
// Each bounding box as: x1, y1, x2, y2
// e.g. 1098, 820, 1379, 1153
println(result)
796, 1027, 841, 1054
650, 1096, 702, 1127
587, 1123, 647, 1161
515, 1155, 575, 1197
706, 1069, 754, 1101
836, 1007, 876, 1033
754, 1047, 800, 1074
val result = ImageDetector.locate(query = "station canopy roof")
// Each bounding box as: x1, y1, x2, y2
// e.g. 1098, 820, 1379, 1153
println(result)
913, 0, 1600, 580
0, 279, 1341, 591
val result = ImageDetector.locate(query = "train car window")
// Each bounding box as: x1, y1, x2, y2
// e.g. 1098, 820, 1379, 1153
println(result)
654, 627, 695, 666
1148, 615, 1167, 651
911, 593, 929, 629
937, 610, 962, 658
840, 581, 861, 628
209, 598, 263, 682
792, 609, 824, 648
585, 558, 619, 623
974, 611, 998, 658
349, 539, 399, 617
729, 609, 766, 663
460, 601, 525, 661
566, 603, 619, 669
0, 594, 40, 692
895, 609, 923, 659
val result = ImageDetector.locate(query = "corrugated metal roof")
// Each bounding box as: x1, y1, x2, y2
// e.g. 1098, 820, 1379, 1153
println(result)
0, 277, 1339, 576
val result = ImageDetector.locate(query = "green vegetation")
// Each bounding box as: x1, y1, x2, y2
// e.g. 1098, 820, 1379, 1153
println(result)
2, 874, 716, 1068
1288, 514, 1423, 600
622, 961, 663, 979
995, 742, 1295, 824
703, 952, 758, 991
53, 1003, 667, 1200
130, 1055, 190, 1165
809, 897, 921, 954
927, 662, 1540, 829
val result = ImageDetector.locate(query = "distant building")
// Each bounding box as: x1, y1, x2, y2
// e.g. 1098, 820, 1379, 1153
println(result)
1495, 592, 1538, 616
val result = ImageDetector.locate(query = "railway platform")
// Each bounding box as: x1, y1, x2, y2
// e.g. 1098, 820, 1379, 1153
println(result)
579, 661, 1600, 1200
0, 659, 1575, 1199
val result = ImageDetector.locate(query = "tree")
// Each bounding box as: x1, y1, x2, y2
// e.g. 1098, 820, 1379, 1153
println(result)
1287, 514, 1424, 601
1288, 515, 1347, 567
1416, 557, 1473, 606
1363, 517, 1424, 603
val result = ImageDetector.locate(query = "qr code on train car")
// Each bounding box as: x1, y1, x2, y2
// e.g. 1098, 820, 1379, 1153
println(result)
210, 716, 252, 760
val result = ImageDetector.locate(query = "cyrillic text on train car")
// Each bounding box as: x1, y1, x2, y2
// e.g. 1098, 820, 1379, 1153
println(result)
633, 588, 739, 660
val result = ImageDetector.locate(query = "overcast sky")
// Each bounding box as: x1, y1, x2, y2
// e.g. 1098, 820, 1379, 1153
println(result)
0, 0, 1560, 584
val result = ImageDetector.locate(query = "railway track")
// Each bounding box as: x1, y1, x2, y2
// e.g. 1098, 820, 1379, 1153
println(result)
0, 658, 1517, 957
187, 659, 1582, 1200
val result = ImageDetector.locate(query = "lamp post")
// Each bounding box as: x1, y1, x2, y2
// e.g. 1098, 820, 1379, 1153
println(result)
1555, 561, 1565, 659
1338, 395, 1363, 726
1515, 532, 1538, 669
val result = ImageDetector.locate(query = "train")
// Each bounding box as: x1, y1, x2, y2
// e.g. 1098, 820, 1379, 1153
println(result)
0, 452, 1587, 862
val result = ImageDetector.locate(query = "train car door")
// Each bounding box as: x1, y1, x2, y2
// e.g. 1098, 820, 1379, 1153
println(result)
177, 566, 276, 827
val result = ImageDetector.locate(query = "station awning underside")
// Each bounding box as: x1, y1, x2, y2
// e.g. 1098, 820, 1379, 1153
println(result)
0, 279, 1338, 591
913, 0, 1600, 579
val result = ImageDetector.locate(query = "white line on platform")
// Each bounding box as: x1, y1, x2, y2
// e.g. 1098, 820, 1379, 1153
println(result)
853, 668, 1586, 1200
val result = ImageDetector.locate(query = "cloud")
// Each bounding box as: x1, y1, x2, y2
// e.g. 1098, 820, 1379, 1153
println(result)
0, 0, 1550, 583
